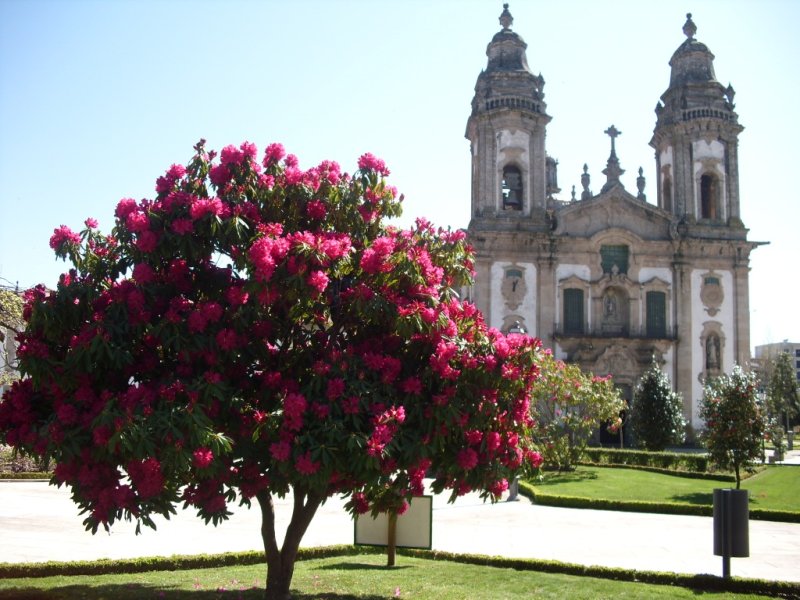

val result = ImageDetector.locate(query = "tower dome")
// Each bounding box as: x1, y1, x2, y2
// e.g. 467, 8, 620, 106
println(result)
668, 13, 717, 87
470, 3, 547, 118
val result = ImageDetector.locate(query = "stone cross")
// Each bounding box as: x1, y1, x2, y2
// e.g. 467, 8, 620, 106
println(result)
604, 125, 622, 157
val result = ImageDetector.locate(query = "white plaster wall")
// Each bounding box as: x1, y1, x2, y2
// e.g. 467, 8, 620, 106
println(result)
489, 261, 537, 333
659, 147, 674, 173
638, 267, 672, 285
497, 130, 530, 163
690, 268, 736, 429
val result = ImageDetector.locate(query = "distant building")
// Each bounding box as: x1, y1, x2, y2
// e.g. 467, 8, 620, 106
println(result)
754, 342, 800, 383
464, 6, 765, 435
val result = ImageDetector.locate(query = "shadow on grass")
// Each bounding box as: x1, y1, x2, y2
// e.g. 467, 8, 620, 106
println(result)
0, 585, 386, 599
536, 470, 599, 486
315, 561, 412, 572
669, 492, 713, 505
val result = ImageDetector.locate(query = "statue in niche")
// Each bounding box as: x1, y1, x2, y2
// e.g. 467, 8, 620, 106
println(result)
604, 290, 618, 319
706, 335, 720, 370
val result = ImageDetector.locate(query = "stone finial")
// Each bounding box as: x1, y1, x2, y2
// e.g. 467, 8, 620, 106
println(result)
637, 166, 646, 201
683, 13, 697, 40
499, 3, 513, 30
580, 164, 592, 200
571, 185, 576, 202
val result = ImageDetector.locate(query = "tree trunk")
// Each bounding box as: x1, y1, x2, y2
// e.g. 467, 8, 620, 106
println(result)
387, 511, 397, 567
257, 487, 324, 600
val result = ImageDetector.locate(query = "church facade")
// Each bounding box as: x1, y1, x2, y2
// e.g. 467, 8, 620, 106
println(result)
464, 6, 763, 434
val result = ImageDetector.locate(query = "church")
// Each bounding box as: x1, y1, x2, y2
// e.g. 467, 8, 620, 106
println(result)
464, 5, 763, 437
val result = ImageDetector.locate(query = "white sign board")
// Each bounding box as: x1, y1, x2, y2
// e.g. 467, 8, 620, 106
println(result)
354, 495, 432, 549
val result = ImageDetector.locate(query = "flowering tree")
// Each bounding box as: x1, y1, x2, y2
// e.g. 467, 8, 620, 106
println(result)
528, 351, 624, 470
0, 141, 544, 599
700, 366, 765, 488
629, 357, 686, 451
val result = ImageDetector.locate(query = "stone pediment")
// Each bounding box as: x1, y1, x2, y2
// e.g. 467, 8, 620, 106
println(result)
553, 186, 674, 241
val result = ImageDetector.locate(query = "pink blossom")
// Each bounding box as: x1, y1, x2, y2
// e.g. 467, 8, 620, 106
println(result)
357, 152, 390, 176
307, 270, 329, 293
489, 479, 509, 497
220, 144, 243, 165
209, 164, 231, 187
132, 263, 156, 284
84, 217, 99, 229
240, 141, 257, 160
457, 448, 478, 471
115, 197, 138, 220
270, 440, 291, 462
485, 431, 502, 452
215, 328, 239, 351
352, 492, 370, 514
49, 225, 81, 250
125, 211, 150, 233
127, 457, 164, 499
306, 200, 327, 220
295, 452, 319, 476
190, 197, 225, 221
225, 285, 249, 307
400, 377, 422, 395
135, 230, 158, 253
193, 448, 214, 469
263, 143, 285, 166
326, 378, 345, 401
171, 218, 194, 235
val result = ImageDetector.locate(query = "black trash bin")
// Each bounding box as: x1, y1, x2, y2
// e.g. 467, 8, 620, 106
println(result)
713, 488, 749, 578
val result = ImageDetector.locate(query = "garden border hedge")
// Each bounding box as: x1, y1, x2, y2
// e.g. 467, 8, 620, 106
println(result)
519, 480, 800, 523
0, 544, 797, 599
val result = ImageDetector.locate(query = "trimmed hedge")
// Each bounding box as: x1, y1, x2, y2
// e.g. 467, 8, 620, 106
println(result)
584, 447, 711, 472
578, 461, 736, 482
0, 473, 52, 481
1, 543, 797, 599
519, 480, 800, 523
400, 548, 800, 599
0, 545, 382, 579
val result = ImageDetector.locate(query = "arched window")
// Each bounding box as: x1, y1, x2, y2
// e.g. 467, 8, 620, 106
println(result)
502, 165, 523, 210
662, 176, 672, 213
700, 173, 719, 220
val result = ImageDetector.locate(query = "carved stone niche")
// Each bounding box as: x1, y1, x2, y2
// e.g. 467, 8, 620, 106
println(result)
700, 271, 724, 316
501, 265, 527, 311
699, 321, 725, 382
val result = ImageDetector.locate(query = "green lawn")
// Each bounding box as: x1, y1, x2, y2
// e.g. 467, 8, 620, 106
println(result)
530, 465, 800, 512
0, 554, 777, 599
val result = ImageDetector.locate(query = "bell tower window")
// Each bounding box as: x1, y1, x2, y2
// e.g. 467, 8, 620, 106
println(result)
700, 173, 719, 219
502, 165, 523, 210
662, 176, 673, 213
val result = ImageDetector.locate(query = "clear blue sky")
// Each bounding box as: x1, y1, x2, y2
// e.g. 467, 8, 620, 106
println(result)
1, 0, 798, 351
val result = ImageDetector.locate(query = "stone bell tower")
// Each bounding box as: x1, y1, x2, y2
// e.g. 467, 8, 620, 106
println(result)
651, 13, 744, 231
466, 3, 551, 231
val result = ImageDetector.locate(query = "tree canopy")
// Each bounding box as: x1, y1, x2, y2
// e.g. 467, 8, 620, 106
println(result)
629, 357, 685, 451
700, 366, 765, 488
766, 351, 799, 432
0, 141, 545, 599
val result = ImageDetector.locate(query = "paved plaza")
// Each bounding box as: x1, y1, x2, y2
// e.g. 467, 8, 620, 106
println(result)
2, 468, 799, 583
